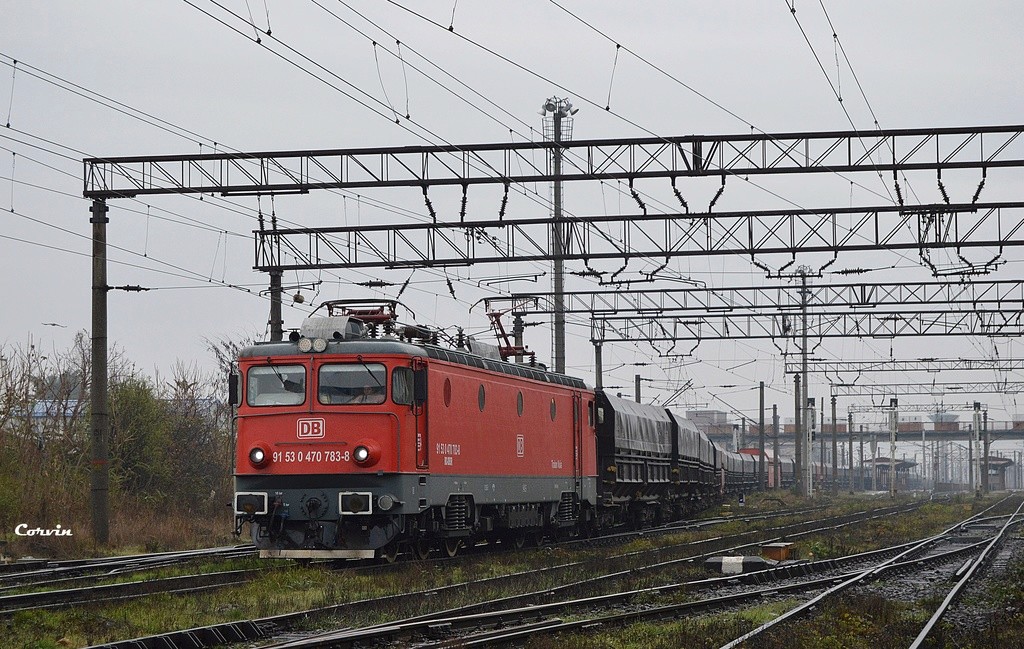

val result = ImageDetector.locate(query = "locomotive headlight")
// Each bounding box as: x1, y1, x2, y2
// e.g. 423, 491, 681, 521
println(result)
297, 337, 313, 353
377, 494, 396, 511
312, 338, 328, 352
351, 439, 381, 467
248, 443, 271, 469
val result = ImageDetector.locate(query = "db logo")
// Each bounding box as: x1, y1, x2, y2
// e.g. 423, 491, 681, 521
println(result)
297, 418, 326, 439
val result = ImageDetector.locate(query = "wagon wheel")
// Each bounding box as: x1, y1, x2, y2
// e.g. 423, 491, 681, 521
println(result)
444, 538, 462, 558
379, 541, 399, 564
413, 538, 432, 560
512, 531, 527, 550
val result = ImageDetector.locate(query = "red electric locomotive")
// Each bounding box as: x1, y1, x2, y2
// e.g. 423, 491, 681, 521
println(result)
232, 301, 597, 560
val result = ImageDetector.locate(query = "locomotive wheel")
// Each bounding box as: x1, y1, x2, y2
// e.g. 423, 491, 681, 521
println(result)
512, 531, 527, 550
379, 541, 399, 564
414, 538, 432, 560
444, 538, 462, 557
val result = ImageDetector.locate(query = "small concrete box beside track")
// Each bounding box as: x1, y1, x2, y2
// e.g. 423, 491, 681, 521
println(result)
705, 555, 774, 574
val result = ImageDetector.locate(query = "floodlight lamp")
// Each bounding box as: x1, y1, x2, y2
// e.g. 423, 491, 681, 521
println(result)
544, 100, 556, 112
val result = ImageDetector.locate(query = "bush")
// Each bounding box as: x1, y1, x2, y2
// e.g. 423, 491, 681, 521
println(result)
0, 335, 234, 556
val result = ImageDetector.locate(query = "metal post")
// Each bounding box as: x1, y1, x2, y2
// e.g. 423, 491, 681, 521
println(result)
871, 425, 877, 492
971, 403, 980, 493
799, 268, 811, 497
983, 409, 990, 494
831, 395, 838, 493
634, 374, 641, 404
552, 110, 565, 375
921, 426, 927, 490
90, 198, 110, 545
269, 269, 284, 342
794, 373, 803, 496
819, 401, 825, 484
513, 315, 524, 364
759, 381, 766, 490
593, 341, 603, 390
889, 398, 898, 499
848, 411, 854, 493
859, 425, 864, 491
772, 404, 780, 489
808, 397, 816, 496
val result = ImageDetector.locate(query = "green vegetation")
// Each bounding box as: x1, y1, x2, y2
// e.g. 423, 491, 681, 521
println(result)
0, 334, 236, 559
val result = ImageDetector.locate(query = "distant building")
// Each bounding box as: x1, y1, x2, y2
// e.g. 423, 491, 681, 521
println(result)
898, 415, 924, 433
929, 412, 960, 432
985, 456, 1014, 491
863, 457, 917, 491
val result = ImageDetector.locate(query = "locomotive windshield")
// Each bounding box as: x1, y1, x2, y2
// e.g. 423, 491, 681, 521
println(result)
247, 365, 306, 406
318, 363, 387, 405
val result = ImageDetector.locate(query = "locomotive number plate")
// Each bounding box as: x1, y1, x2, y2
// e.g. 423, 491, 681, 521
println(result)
273, 450, 350, 463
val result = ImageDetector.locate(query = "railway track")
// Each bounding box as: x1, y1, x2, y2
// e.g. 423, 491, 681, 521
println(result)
239, 514, 999, 647
907, 501, 1024, 648
717, 494, 1024, 648
0, 545, 259, 616
0, 544, 256, 589
252, 496, 1018, 648
83, 498, 940, 649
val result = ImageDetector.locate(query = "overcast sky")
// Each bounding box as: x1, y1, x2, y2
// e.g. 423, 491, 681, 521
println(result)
2, 1, 1024, 426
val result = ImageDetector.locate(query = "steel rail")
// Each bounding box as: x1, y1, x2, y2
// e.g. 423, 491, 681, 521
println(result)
0, 568, 266, 615
0, 545, 256, 588
717, 495, 1017, 648
909, 499, 1024, 648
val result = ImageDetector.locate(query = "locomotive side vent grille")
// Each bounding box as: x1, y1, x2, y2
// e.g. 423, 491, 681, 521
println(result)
556, 492, 579, 523
445, 495, 470, 531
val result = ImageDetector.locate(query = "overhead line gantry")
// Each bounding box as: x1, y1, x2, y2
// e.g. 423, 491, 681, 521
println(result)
84, 124, 1024, 197
81, 123, 1024, 541
504, 279, 1024, 315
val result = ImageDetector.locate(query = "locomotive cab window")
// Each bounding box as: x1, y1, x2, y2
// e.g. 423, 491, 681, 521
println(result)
318, 363, 386, 405
392, 367, 413, 405
247, 365, 306, 406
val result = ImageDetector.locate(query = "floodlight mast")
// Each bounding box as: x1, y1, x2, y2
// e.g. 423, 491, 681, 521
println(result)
539, 97, 577, 374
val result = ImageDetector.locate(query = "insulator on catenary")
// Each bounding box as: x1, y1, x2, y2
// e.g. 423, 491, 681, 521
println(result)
498, 182, 509, 220
670, 177, 689, 213
972, 177, 986, 204
628, 179, 647, 215
421, 185, 437, 222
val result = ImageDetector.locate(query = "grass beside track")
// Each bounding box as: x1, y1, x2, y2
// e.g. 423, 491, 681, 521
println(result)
6, 492, 1003, 648
535, 493, 1024, 649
